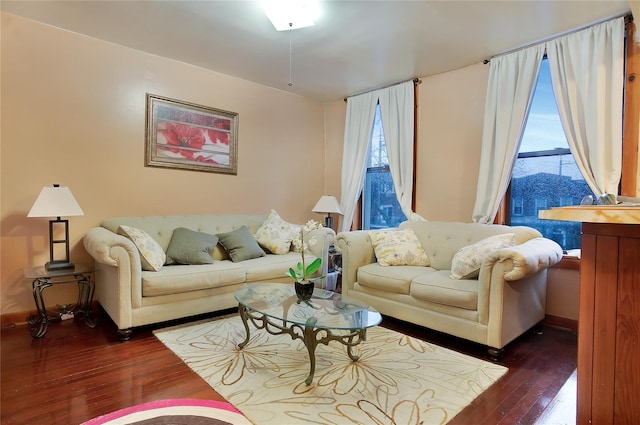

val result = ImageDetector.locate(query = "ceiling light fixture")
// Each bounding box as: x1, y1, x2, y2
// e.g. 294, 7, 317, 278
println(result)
260, 0, 320, 31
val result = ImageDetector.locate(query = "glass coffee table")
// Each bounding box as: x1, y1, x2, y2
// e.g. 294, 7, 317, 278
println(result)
234, 283, 382, 385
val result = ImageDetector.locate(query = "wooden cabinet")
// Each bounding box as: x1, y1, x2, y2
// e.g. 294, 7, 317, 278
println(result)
578, 223, 640, 424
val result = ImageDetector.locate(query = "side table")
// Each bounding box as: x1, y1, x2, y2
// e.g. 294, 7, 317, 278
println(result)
24, 263, 97, 338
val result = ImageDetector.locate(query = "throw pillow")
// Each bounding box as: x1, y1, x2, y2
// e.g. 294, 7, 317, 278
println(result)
117, 225, 166, 272
216, 225, 266, 262
165, 227, 219, 265
254, 209, 296, 255
369, 228, 430, 267
450, 233, 517, 280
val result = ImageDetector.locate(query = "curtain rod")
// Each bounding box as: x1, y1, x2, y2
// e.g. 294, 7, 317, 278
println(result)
343, 78, 421, 102
483, 12, 631, 64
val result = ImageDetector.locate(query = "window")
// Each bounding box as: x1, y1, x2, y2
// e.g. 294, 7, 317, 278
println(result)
508, 59, 595, 250
362, 104, 407, 230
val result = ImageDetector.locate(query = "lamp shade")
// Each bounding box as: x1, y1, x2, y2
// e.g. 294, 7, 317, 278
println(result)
27, 185, 84, 218
312, 195, 343, 215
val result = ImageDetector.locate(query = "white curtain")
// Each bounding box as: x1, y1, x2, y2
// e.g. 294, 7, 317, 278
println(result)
472, 45, 545, 223
547, 17, 625, 197
378, 81, 424, 221
340, 81, 422, 232
339, 92, 377, 232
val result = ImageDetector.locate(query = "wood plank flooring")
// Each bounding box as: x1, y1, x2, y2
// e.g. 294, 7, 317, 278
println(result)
1, 308, 577, 424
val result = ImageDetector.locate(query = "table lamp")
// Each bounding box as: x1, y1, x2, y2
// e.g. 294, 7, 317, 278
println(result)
28, 184, 84, 271
312, 195, 343, 229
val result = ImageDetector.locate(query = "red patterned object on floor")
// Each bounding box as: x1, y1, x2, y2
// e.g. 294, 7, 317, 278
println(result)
81, 398, 253, 425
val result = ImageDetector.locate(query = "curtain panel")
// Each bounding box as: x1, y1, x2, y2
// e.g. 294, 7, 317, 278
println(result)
547, 17, 625, 197
472, 46, 544, 224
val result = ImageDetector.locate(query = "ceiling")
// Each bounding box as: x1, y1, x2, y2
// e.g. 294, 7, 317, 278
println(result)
1, 1, 632, 101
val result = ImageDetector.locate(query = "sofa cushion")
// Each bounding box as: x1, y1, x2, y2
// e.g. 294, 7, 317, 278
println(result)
141, 262, 245, 297
450, 233, 516, 279
357, 263, 436, 294
254, 209, 296, 254
370, 228, 430, 267
165, 227, 218, 265
117, 225, 166, 272
217, 226, 266, 262
411, 270, 478, 310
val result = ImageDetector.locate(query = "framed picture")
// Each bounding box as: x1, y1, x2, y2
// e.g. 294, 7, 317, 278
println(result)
145, 94, 238, 174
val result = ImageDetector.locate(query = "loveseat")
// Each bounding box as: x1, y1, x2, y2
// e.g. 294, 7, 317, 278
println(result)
336, 220, 563, 359
83, 212, 335, 340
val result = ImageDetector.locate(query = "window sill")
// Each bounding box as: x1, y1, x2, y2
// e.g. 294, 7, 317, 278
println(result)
553, 255, 580, 270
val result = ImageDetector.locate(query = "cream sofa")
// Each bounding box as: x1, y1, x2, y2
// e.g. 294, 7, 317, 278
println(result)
83, 214, 335, 340
336, 221, 563, 359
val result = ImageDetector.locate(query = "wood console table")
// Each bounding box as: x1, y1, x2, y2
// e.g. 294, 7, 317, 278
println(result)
540, 206, 640, 424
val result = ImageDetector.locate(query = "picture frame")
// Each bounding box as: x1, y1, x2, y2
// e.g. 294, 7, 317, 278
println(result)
145, 94, 239, 175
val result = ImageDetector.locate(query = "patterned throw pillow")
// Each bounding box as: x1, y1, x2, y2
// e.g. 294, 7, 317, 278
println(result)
117, 225, 166, 272
254, 210, 297, 255
370, 228, 430, 267
450, 233, 516, 280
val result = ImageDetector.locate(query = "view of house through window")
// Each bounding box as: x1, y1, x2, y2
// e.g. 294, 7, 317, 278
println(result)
509, 59, 595, 250
362, 104, 407, 230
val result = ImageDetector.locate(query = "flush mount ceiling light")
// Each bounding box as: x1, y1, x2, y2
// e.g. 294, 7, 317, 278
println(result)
260, 0, 320, 31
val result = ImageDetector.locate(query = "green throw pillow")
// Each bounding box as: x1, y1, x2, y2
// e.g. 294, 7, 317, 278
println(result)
217, 225, 266, 262
165, 227, 219, 265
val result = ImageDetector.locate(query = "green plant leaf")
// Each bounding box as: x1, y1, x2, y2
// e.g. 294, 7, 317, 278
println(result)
305, 258, 322, 276
287, 268, 297, 280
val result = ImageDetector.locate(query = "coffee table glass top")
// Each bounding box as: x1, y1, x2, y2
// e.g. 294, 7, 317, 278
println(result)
234, 283, 381, 330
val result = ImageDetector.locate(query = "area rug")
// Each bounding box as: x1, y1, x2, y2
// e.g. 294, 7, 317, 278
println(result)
154, 316, 508, 425
81, 398, 253, 424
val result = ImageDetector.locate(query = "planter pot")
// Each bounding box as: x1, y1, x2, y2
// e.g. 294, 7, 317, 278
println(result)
294, 281, 314, 302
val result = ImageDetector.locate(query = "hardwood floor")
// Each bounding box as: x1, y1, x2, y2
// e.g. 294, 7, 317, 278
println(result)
1, 308, 577, 424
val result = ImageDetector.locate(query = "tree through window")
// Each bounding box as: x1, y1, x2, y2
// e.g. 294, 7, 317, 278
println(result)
362, 104, 407, 230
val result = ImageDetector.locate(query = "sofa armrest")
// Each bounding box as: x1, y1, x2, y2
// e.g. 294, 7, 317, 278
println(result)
83, 227, 141, 267
485, 237, 563, 281
335, 230, 377, 293
83, 226, 145, 316
306, 226, 336, 277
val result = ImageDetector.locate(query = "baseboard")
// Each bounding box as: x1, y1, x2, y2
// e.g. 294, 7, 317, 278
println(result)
1, 301, 100, 328
544, 314, 578, 333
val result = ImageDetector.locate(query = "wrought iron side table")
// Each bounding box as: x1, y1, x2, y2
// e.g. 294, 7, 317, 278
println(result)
24, 263, 97, 338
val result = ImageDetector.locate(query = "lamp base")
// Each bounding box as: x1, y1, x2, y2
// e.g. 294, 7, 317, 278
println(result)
45, 261, 75, 271
325, 215, 334, 229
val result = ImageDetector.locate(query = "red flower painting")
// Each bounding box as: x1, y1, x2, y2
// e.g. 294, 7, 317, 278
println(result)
146, 94, 238, 175
160, 123, 207, 159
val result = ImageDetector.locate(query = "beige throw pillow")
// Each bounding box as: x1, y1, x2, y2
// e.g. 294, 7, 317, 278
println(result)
117, 225, 166, 272
254, 210, 296, 255
370, 228, 430, 267
450, 233, 516, 280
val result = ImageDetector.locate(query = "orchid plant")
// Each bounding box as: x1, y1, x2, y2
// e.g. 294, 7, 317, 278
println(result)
287, 220, 323, 284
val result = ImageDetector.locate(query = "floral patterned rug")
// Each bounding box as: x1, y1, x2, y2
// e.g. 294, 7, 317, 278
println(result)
154, 315, 507, 425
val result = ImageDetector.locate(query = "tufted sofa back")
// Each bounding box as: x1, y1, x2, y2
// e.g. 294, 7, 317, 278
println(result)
101, 215, 267, 260
399, 221, 542, 271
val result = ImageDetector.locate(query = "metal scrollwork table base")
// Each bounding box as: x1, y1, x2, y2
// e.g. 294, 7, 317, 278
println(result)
24, 263, 97, 338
